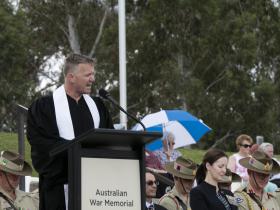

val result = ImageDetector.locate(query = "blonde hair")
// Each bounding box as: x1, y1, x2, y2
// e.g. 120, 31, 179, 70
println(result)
235, 134, 253, 149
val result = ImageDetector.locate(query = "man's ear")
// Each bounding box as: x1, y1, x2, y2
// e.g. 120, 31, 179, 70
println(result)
66, 72, 75, 83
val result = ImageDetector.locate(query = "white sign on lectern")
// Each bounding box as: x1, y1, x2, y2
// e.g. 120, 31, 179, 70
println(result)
81, 158, 141, 210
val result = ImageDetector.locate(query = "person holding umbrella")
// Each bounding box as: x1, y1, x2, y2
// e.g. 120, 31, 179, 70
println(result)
133, 110, 212, 150
154, 132, 182, 166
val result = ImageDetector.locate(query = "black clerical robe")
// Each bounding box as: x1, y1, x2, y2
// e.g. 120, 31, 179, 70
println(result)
27, 95, 113, 210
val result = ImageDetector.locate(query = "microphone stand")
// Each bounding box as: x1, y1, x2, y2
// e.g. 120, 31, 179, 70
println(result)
103, 95, 146, 131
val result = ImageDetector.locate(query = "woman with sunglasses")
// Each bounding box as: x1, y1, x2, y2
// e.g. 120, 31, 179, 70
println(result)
189, 149, 237, 210
227, 134, 253, 182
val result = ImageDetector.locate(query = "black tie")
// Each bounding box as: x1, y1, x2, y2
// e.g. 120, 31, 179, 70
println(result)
148, 204, 155, 210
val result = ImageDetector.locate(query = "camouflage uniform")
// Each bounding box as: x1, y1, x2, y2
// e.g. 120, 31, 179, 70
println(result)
234, 185, 280, 210
0, 187, 39, 210
158, 157, 197, 210
158, 187, 190, 210
231, 150, 280, 210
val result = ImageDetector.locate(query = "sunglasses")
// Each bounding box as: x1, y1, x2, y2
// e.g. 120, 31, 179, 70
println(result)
240, 144, 252, 148
146, 180, 159, 186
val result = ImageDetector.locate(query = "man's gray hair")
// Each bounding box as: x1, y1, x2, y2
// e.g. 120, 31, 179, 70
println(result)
259, 142, 273, 153
63, 53, 95, 76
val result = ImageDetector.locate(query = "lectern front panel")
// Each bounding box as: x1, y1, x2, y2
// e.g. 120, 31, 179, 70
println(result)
81, 158, 141, 210
65, 129, 161, 210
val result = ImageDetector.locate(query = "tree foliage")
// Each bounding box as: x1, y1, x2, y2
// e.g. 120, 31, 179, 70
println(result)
122, 0, 280, 151
0, 0, 37, 131
3, 0, 280, 151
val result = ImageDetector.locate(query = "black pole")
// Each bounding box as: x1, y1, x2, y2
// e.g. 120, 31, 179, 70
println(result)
17, 104, 28, 191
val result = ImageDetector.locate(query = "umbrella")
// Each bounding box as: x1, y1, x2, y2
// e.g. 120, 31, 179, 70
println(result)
133, 110, 212, 151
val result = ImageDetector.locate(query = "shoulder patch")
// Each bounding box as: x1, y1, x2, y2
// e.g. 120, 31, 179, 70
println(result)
235, 197, 244, 204
225, 195, 238, 206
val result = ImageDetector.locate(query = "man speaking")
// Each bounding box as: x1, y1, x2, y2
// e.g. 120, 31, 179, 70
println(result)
27, 53, 114, 210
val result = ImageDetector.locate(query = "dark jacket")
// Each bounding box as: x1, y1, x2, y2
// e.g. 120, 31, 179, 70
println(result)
190, 181, 238, 210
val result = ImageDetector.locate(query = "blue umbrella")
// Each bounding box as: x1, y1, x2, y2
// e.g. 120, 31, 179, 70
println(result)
133, 110, 212, 151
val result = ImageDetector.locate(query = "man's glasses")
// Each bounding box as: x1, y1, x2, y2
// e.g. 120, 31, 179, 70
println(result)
240, 144, 252, 148
146, 180, 159, 186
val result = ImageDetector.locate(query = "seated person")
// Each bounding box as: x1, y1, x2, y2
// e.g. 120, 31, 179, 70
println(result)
228, 134, 253, 182
0, 150, 39, 210
154, 132, 181, 166
145, 150, 165, 171
259, 142, 274, 159
146, 167, 174, 199
190, 149, 237, 210
219, 169, 241, 192
234, 150, 280, 210
258, 142, 279, 191
159, 157, 197, 210
145, 150, 172, 198
145, 172, 167, 210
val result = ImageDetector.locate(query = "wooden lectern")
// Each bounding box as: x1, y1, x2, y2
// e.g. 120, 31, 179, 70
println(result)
50, 128, 162, 210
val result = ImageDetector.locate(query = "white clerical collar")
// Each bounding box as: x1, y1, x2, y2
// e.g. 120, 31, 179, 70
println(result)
53, 85, 100, 140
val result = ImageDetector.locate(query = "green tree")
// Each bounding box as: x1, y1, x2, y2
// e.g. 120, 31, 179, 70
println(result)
122, 0, 280, 150
0, 0, 37, 131
13, 0, 280, 152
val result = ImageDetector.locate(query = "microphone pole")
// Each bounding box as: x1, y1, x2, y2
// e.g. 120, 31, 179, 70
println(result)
99, 89, 146, 131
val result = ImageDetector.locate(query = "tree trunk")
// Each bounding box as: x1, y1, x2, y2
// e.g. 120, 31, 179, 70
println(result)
178, 53, 187, 110
67, 14, 80, 53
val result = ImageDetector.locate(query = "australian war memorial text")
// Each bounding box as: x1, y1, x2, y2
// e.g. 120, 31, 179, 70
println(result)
89, 189, 134, 207
95, 189, 128, 197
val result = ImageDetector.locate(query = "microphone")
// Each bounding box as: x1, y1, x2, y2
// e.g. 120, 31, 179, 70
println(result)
98, 88, 146, 131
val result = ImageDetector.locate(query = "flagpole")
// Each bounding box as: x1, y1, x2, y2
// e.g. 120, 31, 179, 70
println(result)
118, 0, 127, 129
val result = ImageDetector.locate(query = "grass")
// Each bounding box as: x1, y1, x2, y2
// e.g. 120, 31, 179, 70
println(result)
1, 132, 209, 176
0, 132, 214, 175
179, 148, 207, 163
0, 132, 36, 176
179, 147, 280, 162
178, 147, 234, 163
1, 132, 279, 178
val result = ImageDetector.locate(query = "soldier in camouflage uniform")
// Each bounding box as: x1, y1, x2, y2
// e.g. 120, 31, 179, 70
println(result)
219, 168, 241, 191
158, 157, 197, 210
0, 150, 39, 210
233, 150, 280, 210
